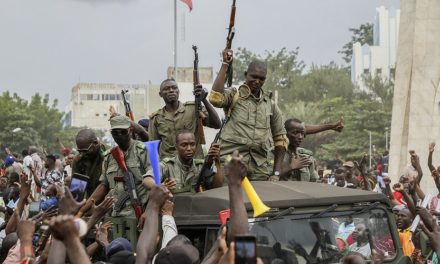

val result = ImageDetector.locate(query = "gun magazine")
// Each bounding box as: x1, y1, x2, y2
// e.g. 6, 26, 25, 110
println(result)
114, 192, 131, 213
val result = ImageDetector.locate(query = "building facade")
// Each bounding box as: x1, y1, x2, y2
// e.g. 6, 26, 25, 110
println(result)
390, 0, 440, 192
351, 6, 400, 91
63, 82, 161, 130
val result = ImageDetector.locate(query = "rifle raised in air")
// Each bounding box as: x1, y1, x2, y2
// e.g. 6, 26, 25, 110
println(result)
192, 45, 206, 146
225, 0, 237, 87
121, 90, 134, 121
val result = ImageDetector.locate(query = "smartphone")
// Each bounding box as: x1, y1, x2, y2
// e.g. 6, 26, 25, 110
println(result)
235, 235, 256, 264
70, 173, 89, 202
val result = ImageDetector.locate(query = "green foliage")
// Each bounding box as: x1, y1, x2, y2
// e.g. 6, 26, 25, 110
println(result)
0, 92, 71, 156
291, 63, 355, 103
339, 23, 374, 64
315, 98, 390, 162
360, 74, 394, 111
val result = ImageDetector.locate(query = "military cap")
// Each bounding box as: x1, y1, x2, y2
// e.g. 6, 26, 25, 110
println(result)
110, 115, 131, 129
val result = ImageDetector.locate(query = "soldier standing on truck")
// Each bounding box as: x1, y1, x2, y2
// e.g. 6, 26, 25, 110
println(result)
148, 79, 221, 159
209, 50, 288, 182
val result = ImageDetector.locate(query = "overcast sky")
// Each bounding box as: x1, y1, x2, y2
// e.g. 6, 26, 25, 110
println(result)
0, 0, 399, 109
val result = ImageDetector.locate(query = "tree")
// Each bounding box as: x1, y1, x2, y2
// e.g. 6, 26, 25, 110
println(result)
0, 91, 64, 157
315, 97, 390, 163
360, 74, 394, 111
27, 93, 63, 151
292, 62, 355, 103
339, 23, 373, 64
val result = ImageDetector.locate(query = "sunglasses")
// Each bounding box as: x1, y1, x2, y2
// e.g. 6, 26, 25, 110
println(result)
111, 129, 130, 136
77, 142, 95, 153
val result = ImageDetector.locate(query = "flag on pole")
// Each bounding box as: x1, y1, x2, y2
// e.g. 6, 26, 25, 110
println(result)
180, 0, 192, 11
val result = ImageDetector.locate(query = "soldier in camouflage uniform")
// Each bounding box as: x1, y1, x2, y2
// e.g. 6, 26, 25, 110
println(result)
87, 115, 150, 218
143, 130, 223, 193
209, 50, 288, 181
279, 118, 318, 182
148, 79, 221, 159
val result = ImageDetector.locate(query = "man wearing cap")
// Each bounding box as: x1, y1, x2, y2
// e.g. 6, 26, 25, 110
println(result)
342, 161, 360, 188
71, 129, 107, 197
86, 115, 150, 220
149, 78, 221, 159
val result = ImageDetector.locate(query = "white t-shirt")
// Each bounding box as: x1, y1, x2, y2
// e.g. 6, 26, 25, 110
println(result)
349, 242, 371, 259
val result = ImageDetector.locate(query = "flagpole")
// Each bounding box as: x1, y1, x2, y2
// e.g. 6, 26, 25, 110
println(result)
174, 0, 178, 81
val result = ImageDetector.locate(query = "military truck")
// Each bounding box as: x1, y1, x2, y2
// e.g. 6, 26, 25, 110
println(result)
173, 181, 411, 264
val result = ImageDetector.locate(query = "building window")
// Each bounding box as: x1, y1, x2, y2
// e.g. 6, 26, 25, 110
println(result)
92, 94, 100, 100
103, 113, 107, 117
376, 68, 382, 75
102, 94, 122, 101
390, 68, 396, 79
96, 113, 99, 117
363, 69, 369, 74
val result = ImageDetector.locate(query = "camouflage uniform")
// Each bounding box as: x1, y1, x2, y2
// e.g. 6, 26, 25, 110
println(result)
209, 85, 287, 181
99, 140, 150, 217
281, 147, 318, 182
149, 101, 210, 159
145, 156, 213, 194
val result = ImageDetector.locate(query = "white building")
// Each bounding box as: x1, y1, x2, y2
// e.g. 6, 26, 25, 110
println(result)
63, 82, 161, 131
351, 6, 400, 91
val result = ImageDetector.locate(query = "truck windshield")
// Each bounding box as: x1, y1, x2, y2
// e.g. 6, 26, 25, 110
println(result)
249, 208, 396, 264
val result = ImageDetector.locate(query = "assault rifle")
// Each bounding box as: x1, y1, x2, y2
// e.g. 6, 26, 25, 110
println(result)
111, 147, 143, 220
194, 118, 227, 192
225, 0, 236, 87
121, 90, 134, 121
192, 45, 206, 145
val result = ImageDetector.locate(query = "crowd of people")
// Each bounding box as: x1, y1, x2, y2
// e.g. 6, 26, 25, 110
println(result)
0, 49, 439, 264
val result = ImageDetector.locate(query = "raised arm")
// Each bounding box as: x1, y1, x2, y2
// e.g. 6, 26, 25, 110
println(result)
428, 142, 436, 172
304, 117, 344, 135
212, 49, 233, 94
411, 152, 423, 184
136, 185, 172, 264
383, 177, 400, 207
131, 121, 149, 142
208, 144, 224, 188
201, 94, 222, 129
226, 151, 249, 243
49, 215, 91, 264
